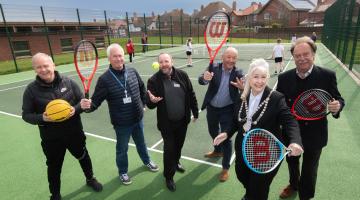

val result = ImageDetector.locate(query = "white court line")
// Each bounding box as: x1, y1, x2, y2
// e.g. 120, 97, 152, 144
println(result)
150, 138, 163, 149
0, 110, 222, 169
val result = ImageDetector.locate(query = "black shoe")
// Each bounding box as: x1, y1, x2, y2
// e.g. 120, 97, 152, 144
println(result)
50, 194, 61, 200
86, 177, 103, 192
166, 179, 176, 192
176, 163, 186, 173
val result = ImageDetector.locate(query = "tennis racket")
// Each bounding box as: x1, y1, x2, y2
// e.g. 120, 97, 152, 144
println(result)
74, 40, 99, 99
291, 89, 332, 120
242, 128, 290, 174
204, 11, 231, 67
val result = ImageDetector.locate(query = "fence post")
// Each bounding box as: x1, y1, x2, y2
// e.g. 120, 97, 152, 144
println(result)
189, 16, 192, 38
143, 13, 147, 36
349, 0, 360, 71
197, 18, 200, 43
341, 0, 355, 63
76, 8, 84, 40
104, 10, 111, 46
180, 14, 183, 44
0, 4, 18, 72
158, 15, 162, 48
40, 6, 54, 62
125, 12, 131, 40
170, 16, 174, 46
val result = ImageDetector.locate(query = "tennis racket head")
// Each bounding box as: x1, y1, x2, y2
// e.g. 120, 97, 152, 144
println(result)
74, 40, 99, 98
204, 11, 231, 64
291, 89, 332, 120
242, 128, 289, 174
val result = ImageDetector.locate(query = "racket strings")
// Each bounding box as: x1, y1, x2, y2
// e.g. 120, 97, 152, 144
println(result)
294, 90, 332, 118
244, 130, 282, 173
76, 42, 96, 76
205, 13, 229, 49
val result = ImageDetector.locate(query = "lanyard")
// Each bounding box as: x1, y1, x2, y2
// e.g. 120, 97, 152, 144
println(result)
109, 69, 128, 97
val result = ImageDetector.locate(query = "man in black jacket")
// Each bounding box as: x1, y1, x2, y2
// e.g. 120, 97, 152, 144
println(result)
277, 37, 345, 200
198, 47, 244, 182
81, 44, 158, 185
147, 53, 199, 191
22, 53, 102, 200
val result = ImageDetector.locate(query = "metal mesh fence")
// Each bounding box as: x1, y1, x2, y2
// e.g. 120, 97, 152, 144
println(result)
0, 3, 324, 74
322, 0, 360, 77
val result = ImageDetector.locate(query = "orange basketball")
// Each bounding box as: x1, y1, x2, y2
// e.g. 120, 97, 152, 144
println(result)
45, 99, 72, 122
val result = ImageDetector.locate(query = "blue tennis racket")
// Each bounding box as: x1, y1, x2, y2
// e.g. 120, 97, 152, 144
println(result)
242, 128, 290, 174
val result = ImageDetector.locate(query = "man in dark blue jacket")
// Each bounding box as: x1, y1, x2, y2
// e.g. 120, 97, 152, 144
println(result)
81, 44, 158, 185
198, 47, 244, 182
22, 53, 102, 200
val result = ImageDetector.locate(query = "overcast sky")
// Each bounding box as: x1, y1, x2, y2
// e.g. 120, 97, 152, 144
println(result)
1, 0, 269, 15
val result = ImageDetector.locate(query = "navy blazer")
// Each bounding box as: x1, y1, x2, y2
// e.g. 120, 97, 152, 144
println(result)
198, 63, 243, 110
277, 65, 345, 150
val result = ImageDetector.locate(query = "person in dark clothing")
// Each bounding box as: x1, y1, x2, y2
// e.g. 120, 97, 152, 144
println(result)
198, 47, 244, 182
214, 58, 303, 200
80, 43, 158, 185
277, 36, 345, 200
22, 53, 102, 200
146, 53, 199, 192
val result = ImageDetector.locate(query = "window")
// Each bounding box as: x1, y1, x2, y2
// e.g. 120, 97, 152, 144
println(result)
95, 37, 105, 48
60, 38, 73, 52
264, 13, 271, 20
12, 41, 31, 57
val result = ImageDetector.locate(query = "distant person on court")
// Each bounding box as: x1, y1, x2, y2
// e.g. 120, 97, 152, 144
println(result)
213, 58, 303, 200
272, 38, 285, 74
22, 53, 103, 200
277, 36, 345, 200
198, 47, 245, 182
81, 43, 159, 185
141, 33, 148, 53
147, 53, 199, 192
186, 37, 193, 67
310, 32, 317, 42
126, 38, 135, 63
291, 34, 297, 45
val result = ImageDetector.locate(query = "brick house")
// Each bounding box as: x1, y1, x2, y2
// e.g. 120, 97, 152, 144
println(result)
256, 0, 317, 27
0, 22, 106, 61
231, 2, 263, 27
300, 0, 336, 26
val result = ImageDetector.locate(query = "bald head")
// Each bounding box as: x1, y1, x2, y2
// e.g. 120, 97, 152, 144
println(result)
222, 47, 238, 70
32, 52, 56, 83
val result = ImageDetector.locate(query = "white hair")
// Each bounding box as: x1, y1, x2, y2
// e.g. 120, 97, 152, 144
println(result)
106, 43, 124, 58
32, 52, 53, 67
241, 58, 270, 99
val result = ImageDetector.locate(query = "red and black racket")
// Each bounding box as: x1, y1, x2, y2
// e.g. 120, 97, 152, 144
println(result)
74, 40, 98, 99
291, 89, 332, 120
204, 11, 231, 67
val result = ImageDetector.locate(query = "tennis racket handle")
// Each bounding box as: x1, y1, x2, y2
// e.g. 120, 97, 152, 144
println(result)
85, 92, 89, 99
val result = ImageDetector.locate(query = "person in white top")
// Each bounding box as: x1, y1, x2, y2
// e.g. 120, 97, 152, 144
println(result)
186, 38, 193, 67
291, 34, 297, 45
272, 38, 285, 74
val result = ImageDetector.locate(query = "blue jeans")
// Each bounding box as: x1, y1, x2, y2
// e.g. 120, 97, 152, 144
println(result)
114, 119, 150, 175
206, 104, 233, 169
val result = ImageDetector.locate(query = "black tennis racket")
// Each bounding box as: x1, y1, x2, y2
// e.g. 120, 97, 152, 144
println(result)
291, 89, 332, 120
242, 128, 290, 174
74, 40, 98, 99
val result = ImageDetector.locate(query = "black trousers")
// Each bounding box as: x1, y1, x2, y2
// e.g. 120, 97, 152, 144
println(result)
234, 134, 280, 200
160, 119, 188, 180
41, 131, 94, 195
286, 149, 322, 199
129, 53, 134, 63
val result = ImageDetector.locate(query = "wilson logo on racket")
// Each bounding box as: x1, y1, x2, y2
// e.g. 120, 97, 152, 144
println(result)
209, 22, 227, 38
252, 136, 271, 167
291, 89, 332, 120
242, 128, 291, 174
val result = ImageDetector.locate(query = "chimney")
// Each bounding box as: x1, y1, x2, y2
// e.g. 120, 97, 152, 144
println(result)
232, 1, 236, 11
201, 5, 204, 11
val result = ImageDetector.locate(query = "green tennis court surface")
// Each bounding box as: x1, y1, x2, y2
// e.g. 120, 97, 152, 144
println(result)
1, 43, 359, 200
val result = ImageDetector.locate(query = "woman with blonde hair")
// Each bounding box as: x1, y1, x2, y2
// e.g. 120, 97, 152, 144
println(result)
214, 58, 303, 200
